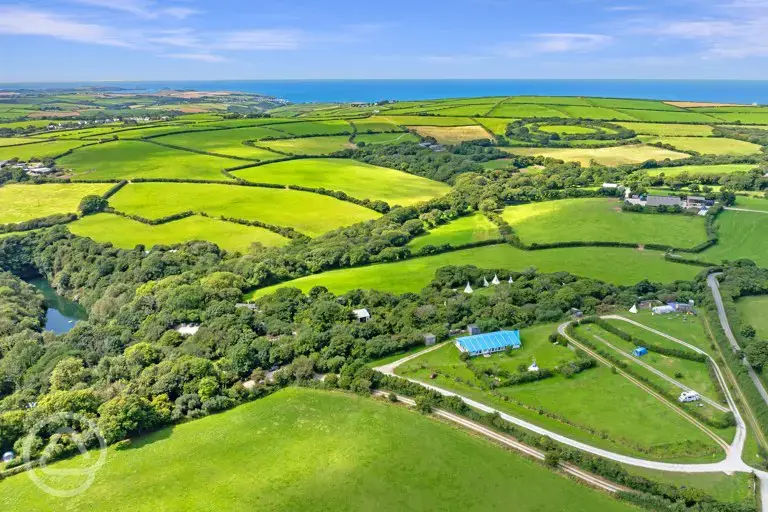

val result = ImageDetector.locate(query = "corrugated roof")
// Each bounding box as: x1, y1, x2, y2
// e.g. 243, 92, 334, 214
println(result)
457, 330, 521, 353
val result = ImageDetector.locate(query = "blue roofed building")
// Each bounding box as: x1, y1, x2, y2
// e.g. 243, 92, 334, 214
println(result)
455, 330, 521, 357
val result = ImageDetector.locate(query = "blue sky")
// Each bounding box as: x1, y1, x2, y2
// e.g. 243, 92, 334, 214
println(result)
0, 0, 766, 82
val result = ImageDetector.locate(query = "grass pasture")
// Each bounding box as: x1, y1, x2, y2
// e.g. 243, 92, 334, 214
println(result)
537, 124, 600, 135
57, 140, 246, 180
423, 104, 498, 116
639, 136, 763, 156
69, 213, 289, 252
736, 296, 768, 341
555, 105, 638, 121
0, 388, 634, 512
397, 339, 721, 460
248, 244, 701, 299
376, 115, 475, 126
616, 122, 714, 137
257, 136, 354, 156
408, 213, 500, 250
409, 125, 492, 144
270, 120, 352, 137
151, 127, 287, 160
0, 137, 47, 147
0, 183, 112, 225
233, 158, 450, 206
587, 98, 683, 111
503, 144, 689, 166
0, 140, 88, 161
487, 103, 568, 118
734, 196, 768, 211
645, 164, 757, 177
350, 118, 404, 132
353, 132, 420, 145
613, 110, 719, 123
475, 117, 515, 136
500, 198, 707, 248
707, 112, 768, 124
700, 210, 768, 267
109, 182, 380, 237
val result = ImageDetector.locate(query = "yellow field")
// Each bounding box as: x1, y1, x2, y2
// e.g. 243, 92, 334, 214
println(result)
0, 183, 112, 225
410, 125, 492, 144
502, 145, 689, 166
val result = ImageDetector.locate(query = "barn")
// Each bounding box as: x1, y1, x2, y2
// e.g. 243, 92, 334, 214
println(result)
455, 330, 522, 357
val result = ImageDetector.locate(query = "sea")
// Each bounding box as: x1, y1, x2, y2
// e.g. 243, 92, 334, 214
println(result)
2, 79, 768, 105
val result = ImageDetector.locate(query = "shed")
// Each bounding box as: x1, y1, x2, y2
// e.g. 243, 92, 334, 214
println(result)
632, 347, 648, 357
455, 330, 522, 357
352, 308, 371, 323
467, 324, 481, 336
646, 195, 683, 208
424, 333, 436, 346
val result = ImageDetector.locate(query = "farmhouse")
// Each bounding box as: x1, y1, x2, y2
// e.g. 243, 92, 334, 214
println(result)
685, 196, 707, 209
455, 330, 522, 357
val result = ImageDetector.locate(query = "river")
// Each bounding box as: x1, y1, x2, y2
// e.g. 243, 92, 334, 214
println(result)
29, 278, 88, 334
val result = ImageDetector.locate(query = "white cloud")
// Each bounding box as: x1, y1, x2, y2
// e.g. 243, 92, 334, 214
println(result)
215, 30, 303, 51
0, 6, 130, 46
68, 0, 199, 19
530, 33, 612, 53
162, 52, 226, 62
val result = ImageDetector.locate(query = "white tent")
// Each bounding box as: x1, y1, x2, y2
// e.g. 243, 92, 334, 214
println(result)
508, 276, 514, 284
491, 274, 500, 285
629, 304, 638, 314
528, 361, 539, 372
483, 277, 490, 287
464, 282, 474, 294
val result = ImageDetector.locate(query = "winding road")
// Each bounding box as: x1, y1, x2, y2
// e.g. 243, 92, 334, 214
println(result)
374, 314, 768, 510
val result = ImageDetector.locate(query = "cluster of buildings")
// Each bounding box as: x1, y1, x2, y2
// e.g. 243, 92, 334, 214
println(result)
418, 141, 445, 152
625, 193, 714, 213
0, 160, 57, 176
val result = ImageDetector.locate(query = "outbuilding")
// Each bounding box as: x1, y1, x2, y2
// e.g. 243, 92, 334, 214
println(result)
352, 308, 371, 323
424, 333, 436, 346
467, 324, 481, 336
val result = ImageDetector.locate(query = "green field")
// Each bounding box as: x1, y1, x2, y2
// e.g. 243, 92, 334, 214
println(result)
556, 105, 638, 121
408, 213, 500, 250
353, 132, 420, 145
269, 120, 352, 136
736, 296, 768, 340
538, 124, 600, 135
475, 117, 515, 136
0, 183, 112, 225
588, 98, 682, 111
614, 110, 719, 123
233, 158, 448, 206
152, 127, 289, 159
623, 467, 754, 505
639, 136, 763, 156
69, 213, 289, 252
700, 210, 768, 267
248, 244, 701, 299
645, 164, 757, 177
709, 112, 768, 124
503, 145, 689, 166
504, 96, 592, 106
619, 311, 714, 354
109, 182, 380, 237
398, 340, 720, 460
0, 140, 88, 161
258, 136, 354, 155
350, 118, 404, 132
734, 196, 768, 211
488, 103, 568, 118
616, 122, 714, 136
57, 140, 245, 180
423, 104, 498, 116
0, 388, 634, 512
0, 137, 47, 147
376, 115, 475, 126
501, 198, 707, 248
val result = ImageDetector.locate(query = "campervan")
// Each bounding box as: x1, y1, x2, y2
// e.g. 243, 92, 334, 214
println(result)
678, 391, 700, 403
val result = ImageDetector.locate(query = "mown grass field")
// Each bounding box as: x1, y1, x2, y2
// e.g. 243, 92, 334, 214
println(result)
736, 295, 768, 340
619, 311, 714, 354
616, 122, 714, 136
475, 117, 515, 136
0, 137, 47, 147
0, 388, 635, 512
556, 105, 638, 121
377, 115, 475, 126
270, 120, 352, 136
0, 183, 112, 225
488, 103, 568, 118
639, 136, 763, 155
614, 110, 719, 123
624, 467, 754, 505
350, 118, 403, 132
503, 144, 689, 166
0, 140, 87, 161
422, 104, 498, 116
248, 244, 701, 299
645, 164, 757, 177
152, 126, 289, 159
409, 125, 491, 143
397, 340, 721, 461
538, 124, 600, 135
68, 213, 289, 252
233, 158, 450, 206
57, 140, 245, 180
701, 210, 768, 267
734, 196, 768, 211
109, 182, 380, 237
258, 135, 354, 155
353, 132, 419, 145
500, 198, 707, 248
408, 213, 500, 250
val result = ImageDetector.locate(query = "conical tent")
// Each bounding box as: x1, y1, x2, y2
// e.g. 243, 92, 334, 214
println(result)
492, 274, 500, 285
508, 276, 514, 284
464, 282, 473, 294
629, 304, 638, 314
483, 277, 489, 287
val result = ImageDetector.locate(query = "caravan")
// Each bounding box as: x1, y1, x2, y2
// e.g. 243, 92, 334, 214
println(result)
678, 391, 701, 403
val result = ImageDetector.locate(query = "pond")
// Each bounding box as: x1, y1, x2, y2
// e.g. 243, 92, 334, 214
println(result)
29, 278, 88, 334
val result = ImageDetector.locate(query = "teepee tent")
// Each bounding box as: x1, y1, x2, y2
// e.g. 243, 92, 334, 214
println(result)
629, 304, 638, 314
492, 274, 500, 285
508, 276, 514, 284
483, 276, 490, 287
464, 282, 474, 294
528, 360, 539, 372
